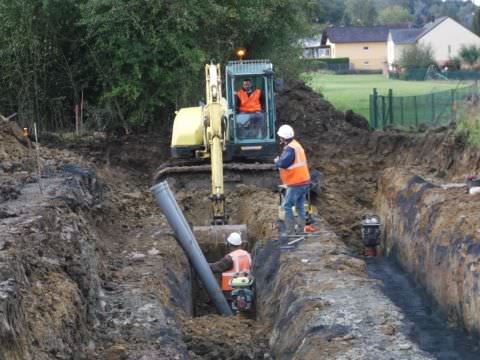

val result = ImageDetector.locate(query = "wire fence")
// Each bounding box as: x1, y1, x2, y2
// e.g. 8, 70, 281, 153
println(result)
369, 84, 479, 130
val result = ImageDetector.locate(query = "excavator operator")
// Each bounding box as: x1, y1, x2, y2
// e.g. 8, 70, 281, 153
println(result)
209, 232, 252, 293
235, 79, 264, 138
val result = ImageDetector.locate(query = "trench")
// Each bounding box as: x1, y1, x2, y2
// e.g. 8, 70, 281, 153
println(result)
176, 185, 278, 358
366, 257, 480, 359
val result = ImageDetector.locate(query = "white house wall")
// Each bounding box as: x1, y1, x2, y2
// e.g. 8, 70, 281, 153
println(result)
419, 17, 480, 63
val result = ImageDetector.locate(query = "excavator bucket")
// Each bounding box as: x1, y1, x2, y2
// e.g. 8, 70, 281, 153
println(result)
193, 224, 248, 260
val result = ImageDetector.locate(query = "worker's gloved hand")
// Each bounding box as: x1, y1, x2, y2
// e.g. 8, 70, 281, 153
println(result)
274, 156, 279, 163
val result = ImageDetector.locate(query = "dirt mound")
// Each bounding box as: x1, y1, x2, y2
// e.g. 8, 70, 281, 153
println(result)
276, 80, 370, 147
0, 118, 30, 172
182, 315, 271, 359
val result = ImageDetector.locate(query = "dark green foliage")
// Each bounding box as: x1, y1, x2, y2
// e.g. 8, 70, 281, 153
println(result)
344, 0, 377, 26
399, 44, 436, 71
0, 0, 312, 131
459, 45, 480, 67
377, 5, 412, 25
303, 58, 349, 71
474, 8, 480, 37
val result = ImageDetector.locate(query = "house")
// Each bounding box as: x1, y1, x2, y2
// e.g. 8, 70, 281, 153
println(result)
301, 36, 330, 59
388, 17, 480, 69
317, 23, 410, 70
302, 17, 480, 71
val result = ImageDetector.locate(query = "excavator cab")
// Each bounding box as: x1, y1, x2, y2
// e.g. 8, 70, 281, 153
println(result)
225, 60, 277, 161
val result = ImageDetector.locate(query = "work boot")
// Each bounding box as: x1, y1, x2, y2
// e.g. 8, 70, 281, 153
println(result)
295, 217, 306, 234
284, 216, 296, 236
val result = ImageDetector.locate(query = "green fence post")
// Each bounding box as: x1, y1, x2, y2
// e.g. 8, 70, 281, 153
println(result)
451, 89, 455, 123
400, 97, 404, 126
382, 95, 386, 129
431, 93, 435, 124
414, 96, 418, 128
372, 88, 378, 129
388, 89, 393, 125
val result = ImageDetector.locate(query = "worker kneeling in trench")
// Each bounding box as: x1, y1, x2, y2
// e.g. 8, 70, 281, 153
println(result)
209, 232, 254, 315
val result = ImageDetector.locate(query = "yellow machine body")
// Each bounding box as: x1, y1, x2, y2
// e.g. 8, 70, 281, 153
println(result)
171, 107, 204, 147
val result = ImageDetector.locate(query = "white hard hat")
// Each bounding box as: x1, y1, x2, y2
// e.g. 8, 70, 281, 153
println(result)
227, 232, 242, 246
277, 124, 294, 139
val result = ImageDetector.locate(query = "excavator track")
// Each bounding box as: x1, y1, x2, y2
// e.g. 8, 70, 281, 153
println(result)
153, 160, 279, 192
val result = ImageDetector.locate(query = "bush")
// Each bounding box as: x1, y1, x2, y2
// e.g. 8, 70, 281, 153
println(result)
399, 44, 436, 71
456, 105, 480, 147
303, 58, 349, 72
459, 45, 480, 67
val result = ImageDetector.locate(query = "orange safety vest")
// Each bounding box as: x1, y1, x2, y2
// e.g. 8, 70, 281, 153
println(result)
221, 249, 252, 291
279, 139, 311, 186
237, 89, 262, 113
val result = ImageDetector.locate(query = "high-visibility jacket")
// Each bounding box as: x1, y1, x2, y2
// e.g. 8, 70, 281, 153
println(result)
279, 139, 310, 186
237, 89, 262, 113
221, 249, 252, 291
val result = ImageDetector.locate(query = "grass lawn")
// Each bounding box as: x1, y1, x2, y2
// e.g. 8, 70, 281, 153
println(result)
304, 73, 470, 120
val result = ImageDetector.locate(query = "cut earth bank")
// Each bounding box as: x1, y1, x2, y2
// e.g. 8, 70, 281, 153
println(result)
0, 80, 479, 359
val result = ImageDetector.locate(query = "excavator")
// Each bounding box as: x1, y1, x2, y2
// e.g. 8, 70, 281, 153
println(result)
154, 59, 280, 316
154, 59, 279, 227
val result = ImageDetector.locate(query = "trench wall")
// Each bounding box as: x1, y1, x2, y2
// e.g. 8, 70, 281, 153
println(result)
254, 224, 434, 360
376, 167, 480, 334
0, 166, 104, 359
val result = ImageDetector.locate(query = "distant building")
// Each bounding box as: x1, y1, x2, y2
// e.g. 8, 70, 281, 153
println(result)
301, 23, 410, 70
388, 17, 480, 69
301, 17, 480, 71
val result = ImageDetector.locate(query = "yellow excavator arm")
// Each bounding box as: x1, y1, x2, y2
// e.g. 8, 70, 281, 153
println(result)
200, 64, 228, 224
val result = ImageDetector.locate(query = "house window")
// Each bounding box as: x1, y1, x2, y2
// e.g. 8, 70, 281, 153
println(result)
363, 46, 369, 50
448, 45, 451, 55
363, 61, 369, 65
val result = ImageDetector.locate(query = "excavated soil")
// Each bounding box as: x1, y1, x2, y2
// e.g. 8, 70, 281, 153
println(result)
2, 78, 480, 359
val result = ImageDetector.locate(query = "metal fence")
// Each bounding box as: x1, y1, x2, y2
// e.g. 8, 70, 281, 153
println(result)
369, 85, 479, 129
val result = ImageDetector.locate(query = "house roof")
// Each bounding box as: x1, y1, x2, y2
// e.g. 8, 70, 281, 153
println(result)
389, 29, 422, 44
416, 16, 448, 39
324, 23, 411, 44
389, 17, 449, 44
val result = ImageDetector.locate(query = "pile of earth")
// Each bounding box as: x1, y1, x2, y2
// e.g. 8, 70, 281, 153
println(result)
0, 117, 31, 173
182, 315, 271, 359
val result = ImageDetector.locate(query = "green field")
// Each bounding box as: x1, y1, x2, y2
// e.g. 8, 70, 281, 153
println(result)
305, 73, 469, 120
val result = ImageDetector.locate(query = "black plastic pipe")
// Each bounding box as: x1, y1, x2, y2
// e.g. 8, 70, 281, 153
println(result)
151, 181, 233, 316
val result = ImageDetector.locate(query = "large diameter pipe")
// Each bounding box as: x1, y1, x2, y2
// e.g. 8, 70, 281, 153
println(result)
151, 181, 233, 316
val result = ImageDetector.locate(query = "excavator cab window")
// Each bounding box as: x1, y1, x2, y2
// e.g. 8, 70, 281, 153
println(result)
232, 76, 268, 141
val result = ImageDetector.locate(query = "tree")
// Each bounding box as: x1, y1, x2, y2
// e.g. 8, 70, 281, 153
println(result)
378, 5, 412, 25
0, 0, 87, 130
459, 45, 480, 67
344, 0, 377, 26
399, 44, 436, 70
80, 0, 312, 130
473, 7, 480, 37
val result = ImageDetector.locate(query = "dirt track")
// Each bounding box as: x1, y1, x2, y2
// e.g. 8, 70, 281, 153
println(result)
1, 80, 480, 359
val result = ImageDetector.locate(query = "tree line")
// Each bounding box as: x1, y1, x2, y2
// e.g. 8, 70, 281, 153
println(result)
0, 0, 311, 132
1, 0, 478, 133
309, 0, 477, 28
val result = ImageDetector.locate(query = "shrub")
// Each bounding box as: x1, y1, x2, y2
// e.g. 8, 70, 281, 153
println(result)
456, 105, 480, 147
459, 45, 480, 67
399, 44, 436, 70
303, 58, 349, 72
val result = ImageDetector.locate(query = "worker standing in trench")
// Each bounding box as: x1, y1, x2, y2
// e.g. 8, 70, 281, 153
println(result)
274, 124, 313, 235
209, 232, 252, 298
